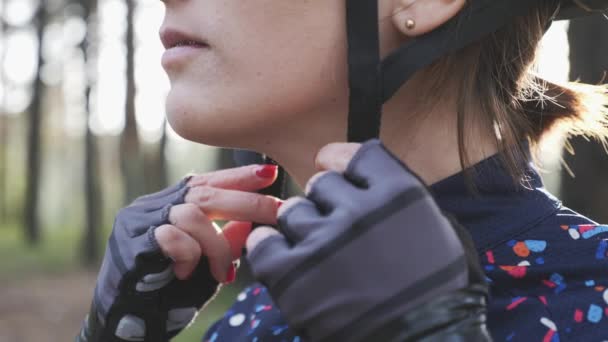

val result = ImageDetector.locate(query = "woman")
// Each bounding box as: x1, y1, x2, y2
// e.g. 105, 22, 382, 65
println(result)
77, 0, 608, 341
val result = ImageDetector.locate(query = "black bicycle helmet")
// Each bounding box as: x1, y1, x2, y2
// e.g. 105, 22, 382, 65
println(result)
558, 0, 608, 19
345, 0, 608, 143
242, 0, 608, 204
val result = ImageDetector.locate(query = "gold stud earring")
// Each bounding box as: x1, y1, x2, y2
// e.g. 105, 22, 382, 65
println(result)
405, 19, 416, 30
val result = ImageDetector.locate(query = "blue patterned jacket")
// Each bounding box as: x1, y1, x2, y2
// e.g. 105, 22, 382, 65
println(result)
203, 154, 608, 342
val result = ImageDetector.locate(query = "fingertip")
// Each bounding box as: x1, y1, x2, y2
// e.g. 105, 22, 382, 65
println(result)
246, 227, 281, 254
223, 221, 253, 259
173, 264, 193, 280
225, 263, 237, 284
254, 164, 278, 180
314, 143, 362, 172
209, 258, 234, 284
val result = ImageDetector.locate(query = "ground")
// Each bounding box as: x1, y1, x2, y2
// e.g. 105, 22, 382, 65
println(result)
0, 272, 96, 342
0, 271, 239, 342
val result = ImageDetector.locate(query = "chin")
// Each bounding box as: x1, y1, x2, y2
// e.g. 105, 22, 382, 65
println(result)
165, 88, 256, 149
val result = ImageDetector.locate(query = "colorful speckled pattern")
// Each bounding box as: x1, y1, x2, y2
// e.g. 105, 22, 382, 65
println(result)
204, 286, 298, 342
202, 154, 608, 342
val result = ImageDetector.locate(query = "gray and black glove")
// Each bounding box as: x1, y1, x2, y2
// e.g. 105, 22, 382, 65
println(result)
247, 140, 491, 342
76, 178, 219, 342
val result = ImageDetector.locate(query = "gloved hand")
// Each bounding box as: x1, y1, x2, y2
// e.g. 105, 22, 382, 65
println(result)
77, 165, 282, 342
247, 140, 491, 342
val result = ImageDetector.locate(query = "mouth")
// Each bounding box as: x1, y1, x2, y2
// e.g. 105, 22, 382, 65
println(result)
160, 28, 209, 50
160, 27, 210, 69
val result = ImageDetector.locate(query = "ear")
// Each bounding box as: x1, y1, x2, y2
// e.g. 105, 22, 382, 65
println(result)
391, 0, 466, 37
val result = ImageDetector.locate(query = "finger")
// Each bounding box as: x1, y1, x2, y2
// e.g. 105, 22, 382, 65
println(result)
314, 143, 361, 173
304, 171, 331, 196
221, 221, 253, 259
187, 164, 278, 191
246, 227, 291, 284
120, 186, 189, 237
185, 186, 281, 224
169, 203, 232, 282
277, 197, 324, 243
155, 224, 202, 280
344, 140, 419, 187
305, 171, 360, 213
246, 226, 284, 255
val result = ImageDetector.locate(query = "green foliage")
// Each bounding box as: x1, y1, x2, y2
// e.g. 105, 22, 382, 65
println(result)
173, 285, 244, 342
0, 211, 118, 278
0, 221, 85, 281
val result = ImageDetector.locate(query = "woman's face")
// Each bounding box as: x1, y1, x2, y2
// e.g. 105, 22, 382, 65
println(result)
160, 0, 349, 148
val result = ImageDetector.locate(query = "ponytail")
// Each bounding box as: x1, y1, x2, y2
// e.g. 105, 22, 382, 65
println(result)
423, 0, 608, 184
522, 78, 608, 147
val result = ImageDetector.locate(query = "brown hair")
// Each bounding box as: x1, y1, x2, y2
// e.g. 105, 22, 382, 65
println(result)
424, 0, 608, 185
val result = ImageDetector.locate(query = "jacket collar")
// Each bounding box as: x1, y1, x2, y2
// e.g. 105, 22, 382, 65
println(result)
430, 153, 561, 253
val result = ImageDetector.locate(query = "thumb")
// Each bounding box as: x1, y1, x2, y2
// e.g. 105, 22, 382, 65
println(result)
314, 142, 362, 172
221, 221, 253, 260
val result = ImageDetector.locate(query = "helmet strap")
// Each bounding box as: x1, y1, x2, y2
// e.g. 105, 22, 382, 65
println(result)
345, 0, 540, 143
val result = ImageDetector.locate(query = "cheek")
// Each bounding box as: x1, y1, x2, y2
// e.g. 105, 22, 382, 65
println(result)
165, 2, 349, 147
240, 39, 350, 119
166, 52, 349, 147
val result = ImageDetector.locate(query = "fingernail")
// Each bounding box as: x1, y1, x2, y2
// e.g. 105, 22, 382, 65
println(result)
256, 164, 278, 178
225, 264, 236, 284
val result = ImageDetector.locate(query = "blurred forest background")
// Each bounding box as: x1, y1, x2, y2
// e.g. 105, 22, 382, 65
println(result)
0, 0, 606, 341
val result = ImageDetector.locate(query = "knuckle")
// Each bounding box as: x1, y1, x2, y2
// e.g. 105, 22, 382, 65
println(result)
179, 203, 205, 223
186, 244, 202, 263
305, 171, 331, 195
189, 174, 209, 187
156, 225, 182, 249
192, 186, 216, 207
252, 195, 269, 215
278, 197, 306, 218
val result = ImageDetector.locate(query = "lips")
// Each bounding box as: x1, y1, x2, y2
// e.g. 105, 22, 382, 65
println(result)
160, 28, 210, 70
160, 28, 208, 50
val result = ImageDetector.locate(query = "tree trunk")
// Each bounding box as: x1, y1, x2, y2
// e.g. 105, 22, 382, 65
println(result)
23, 1, 47, 245
158, 121, 168, 188
0, 3, 8, 222
120, 0, 143, 203
0, 108, 5, 223
560, 15, 608, 222
144, 121, 168, 192
81, 0, 102, 266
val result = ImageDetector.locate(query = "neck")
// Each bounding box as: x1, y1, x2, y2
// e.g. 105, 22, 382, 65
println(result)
247, 9, 498, 189
379, 81, 499, 186
251, 83, 498, 190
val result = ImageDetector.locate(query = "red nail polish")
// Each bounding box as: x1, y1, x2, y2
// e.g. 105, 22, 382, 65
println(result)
256, 165, 278, 179
225, 264, 237, 284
